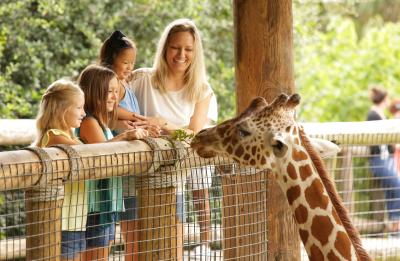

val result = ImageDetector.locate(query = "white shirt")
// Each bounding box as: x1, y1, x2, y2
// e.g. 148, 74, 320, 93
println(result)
130, 68, 214, 128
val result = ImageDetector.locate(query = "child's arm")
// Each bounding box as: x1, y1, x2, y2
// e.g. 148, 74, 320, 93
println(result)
79, 117, 108, 143
80, 117, 148, 143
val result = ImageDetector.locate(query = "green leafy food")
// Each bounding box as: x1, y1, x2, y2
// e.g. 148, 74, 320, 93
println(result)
171, 129, 194, 142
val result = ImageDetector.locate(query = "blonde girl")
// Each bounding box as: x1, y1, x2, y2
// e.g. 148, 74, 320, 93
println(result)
34, 79, 87, 261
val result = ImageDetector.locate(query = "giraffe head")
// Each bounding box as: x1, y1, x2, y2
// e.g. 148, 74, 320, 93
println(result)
191, 93, 301, 173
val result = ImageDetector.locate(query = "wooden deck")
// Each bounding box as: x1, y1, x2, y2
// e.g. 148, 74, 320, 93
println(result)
1, 224, 399, 260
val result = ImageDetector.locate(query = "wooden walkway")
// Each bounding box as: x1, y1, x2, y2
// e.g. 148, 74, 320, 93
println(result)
1, 225, 399, 260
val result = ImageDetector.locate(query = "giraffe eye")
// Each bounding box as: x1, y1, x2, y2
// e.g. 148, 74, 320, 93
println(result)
238, 128, 251, 137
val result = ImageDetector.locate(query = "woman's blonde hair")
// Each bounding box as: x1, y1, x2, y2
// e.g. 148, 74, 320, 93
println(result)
78, 64, 118, 129
34, 79, 83, 146
152, 18, 208, 101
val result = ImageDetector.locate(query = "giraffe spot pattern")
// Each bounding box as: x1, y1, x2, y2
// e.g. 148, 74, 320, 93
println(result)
292, 148, 308, 161
311, 215, 334, 246
294, 204, 308, 224
244, 153, 251, 161
252, 146, 257, 154
217, 125, 230, 136
223, 137, 230, 146
283, 176, 287, 183
260, 156, 266, 165
227, 145, 233, 154
310, 244, 324, 261
295, 138, 300, 145
299, 229, 309, 245
327, 250, 340, 261
334, 231, 352, 260
287, 162, 297, 180
235, 146, 244, 158
286, 185, 301, 205
305, 179, 329, 210
299, 164, 313, 181
232, 138, 238, 145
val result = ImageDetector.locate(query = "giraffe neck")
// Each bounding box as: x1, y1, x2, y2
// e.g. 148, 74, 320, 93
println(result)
298, 128, 371, 261
275, 138, 358, 260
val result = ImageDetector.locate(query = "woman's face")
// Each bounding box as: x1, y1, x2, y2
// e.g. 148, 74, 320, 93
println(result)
107, 77, 119, 112
165, 31, 194, 75
112, 48, 136, 80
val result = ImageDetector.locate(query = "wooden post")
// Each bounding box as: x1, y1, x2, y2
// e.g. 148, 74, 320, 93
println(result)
221, 170, 268, 260
24, 147, 63, 261
137, 185, 182, 261
25, 191, 63, 261
233, 0, 300, 260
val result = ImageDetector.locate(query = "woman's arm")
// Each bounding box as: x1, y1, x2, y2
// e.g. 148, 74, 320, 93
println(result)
188, 94, 212, 134
117, 107, 147, 121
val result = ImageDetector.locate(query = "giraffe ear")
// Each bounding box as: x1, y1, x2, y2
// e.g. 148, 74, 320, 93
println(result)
309, 138, 340, 158
237, 97, 268, 121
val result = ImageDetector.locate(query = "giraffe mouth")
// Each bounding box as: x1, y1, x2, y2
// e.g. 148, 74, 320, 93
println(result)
190, 137, 218, 158
194, 147, 217, 158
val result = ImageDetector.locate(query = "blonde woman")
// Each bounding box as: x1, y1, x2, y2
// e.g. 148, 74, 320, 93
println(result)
129, 18, 215, 255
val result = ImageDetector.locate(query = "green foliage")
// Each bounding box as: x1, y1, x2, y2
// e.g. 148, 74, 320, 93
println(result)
294, 3, 400, 122
1, 0, 400, 124
171, 129, 194, 142
0, 0, 234, 121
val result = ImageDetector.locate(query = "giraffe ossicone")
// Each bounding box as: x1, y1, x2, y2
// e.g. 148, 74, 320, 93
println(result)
191, 93, 371, 261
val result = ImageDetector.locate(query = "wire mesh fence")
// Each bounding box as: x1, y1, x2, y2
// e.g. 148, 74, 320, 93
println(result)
0, 122, 400, 260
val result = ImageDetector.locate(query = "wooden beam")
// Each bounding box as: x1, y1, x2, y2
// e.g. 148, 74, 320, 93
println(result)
233, 0, 299, 260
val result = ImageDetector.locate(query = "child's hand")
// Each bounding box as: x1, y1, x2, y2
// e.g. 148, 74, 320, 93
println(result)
124, 128, 149, 140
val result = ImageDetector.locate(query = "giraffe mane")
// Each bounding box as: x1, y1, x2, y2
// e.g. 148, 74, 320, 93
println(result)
298, 127, 372, 261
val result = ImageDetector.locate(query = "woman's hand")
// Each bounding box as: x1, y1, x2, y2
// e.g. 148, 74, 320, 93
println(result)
146, 116, 167, 127
131, 112, 148, 122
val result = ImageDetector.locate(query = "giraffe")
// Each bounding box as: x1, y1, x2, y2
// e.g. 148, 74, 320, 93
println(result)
191, 93, 371, 261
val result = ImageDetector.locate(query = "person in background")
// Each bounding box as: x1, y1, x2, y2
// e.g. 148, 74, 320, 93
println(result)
98, 30, 160, 261
389, 99, 400, 177
129, 18, 214, 256
366, 86, 400, 233
77, 64, 148, 260
34, 79, 87, 261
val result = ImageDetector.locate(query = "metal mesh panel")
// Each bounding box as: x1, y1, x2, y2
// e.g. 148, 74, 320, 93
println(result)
1, 129, 400, 260
0, 147, 269, 260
